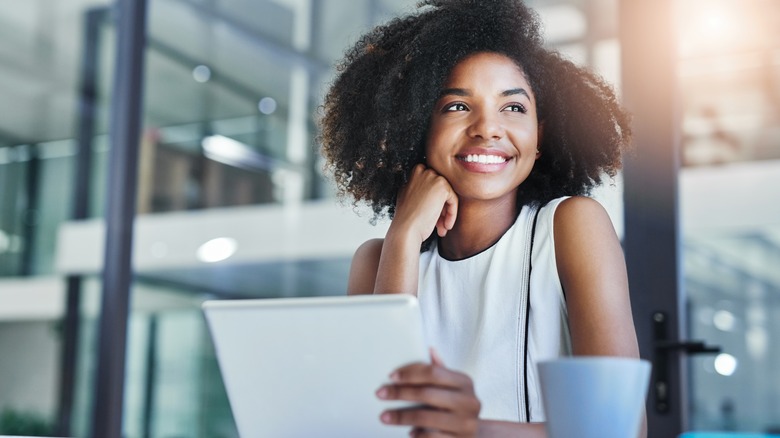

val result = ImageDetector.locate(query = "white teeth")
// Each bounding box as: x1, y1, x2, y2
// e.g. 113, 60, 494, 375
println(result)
463, 154, 507, 164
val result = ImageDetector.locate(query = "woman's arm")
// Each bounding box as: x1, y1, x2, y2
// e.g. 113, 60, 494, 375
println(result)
553, 196, 639, 358
347, 164, 458, 296
347, 239, 383, 295
554, 196, 646, 438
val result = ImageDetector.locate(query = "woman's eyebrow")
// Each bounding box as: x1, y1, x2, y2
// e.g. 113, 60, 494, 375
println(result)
501, 88, 531, 99
439, 88, 470, 97
438, 87, 531, 99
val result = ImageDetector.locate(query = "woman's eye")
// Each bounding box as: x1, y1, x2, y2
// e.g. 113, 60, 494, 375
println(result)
444, 103, 468, 112
503, 104, 527, 113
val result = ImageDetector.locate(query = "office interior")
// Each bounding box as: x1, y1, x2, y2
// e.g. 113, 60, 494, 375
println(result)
0, 0, 778, 436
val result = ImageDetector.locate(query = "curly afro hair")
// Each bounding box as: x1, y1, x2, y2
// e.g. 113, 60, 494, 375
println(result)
319, 0, 631, 220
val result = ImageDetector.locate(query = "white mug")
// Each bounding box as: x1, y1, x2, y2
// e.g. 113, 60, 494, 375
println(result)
538, 357, 651, 438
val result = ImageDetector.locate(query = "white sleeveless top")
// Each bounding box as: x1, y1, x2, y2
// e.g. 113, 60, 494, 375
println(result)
417, 197, 572, 422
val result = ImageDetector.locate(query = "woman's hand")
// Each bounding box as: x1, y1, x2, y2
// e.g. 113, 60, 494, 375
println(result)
391, 164, 459, 244
364, 165, 456, 296
377, 348, 481, 438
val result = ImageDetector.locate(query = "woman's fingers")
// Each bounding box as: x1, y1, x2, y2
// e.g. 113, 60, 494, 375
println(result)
391, 362, 474, 391
442, 188, 459, 231
379, 358, 481, 437
438, 177, 459, 235
376, 384, 478, 413
379, 360, 480, 421
436, 210, 449, 237
381, 406, 477, 435
435, 191, 458, 237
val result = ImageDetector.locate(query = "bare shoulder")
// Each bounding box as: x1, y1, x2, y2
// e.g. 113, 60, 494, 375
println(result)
347, 238, 385, 295
553, 195, 622, 271
553, 196, 637, 357
354, 238, 385, 258
554, 196, 612, 228
553, 196, 618, 248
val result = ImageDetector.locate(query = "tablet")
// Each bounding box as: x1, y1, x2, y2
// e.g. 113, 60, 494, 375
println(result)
202, 294, 428, 438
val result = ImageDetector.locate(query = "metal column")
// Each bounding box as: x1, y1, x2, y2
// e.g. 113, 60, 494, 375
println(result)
57, 8, 109, 436
90, 0, 148, 436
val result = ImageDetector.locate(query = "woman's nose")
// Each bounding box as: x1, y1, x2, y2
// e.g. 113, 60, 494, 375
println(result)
467, 111, 504, 139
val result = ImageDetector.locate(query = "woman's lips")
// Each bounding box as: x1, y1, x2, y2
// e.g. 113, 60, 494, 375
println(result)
456, 153, 512, 172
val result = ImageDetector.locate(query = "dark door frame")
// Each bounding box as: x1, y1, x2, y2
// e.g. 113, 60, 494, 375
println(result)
620, 0, 687, 437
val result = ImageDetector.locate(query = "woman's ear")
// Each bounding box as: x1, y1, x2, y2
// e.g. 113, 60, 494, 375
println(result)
536, 122, 544, 159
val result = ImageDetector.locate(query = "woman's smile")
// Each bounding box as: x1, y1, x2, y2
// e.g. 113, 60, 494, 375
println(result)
456, 148, 513, 172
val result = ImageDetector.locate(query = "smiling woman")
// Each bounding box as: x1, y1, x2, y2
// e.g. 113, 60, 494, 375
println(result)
320, 0, 631, 225
320, 0, 638, 437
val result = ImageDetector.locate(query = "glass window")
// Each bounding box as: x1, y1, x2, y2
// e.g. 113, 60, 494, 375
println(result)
678, 0, 780, 433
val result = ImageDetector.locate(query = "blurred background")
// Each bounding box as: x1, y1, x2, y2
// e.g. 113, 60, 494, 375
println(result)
0, 0, 778, 436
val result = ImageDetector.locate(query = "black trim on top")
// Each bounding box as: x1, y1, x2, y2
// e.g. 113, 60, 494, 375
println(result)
523, 205, 542, 422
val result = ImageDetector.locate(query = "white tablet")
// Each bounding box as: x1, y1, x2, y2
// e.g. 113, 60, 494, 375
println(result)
202, 294, 428, 438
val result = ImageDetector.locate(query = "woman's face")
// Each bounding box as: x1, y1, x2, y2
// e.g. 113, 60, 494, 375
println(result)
425, 51, 540, 205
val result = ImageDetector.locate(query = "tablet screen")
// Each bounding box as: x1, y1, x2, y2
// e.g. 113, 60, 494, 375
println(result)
203, 294, 428, 438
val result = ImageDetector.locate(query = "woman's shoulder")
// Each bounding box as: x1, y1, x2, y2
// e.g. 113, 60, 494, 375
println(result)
347, 239, 385, 296
354, 238, 385, 257
554, 196, 612, 234
552, 196, 619, 255
529, 195, 591, 234
553, 195, 609, 222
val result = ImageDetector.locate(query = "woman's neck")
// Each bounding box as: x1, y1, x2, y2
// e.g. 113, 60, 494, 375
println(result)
437, 196, 519, 260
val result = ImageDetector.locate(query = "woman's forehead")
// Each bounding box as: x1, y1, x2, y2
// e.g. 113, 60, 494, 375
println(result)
442, 52, 534, 96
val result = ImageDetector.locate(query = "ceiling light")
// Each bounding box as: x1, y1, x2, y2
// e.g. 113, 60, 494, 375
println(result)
192, 65, 211, 83
258, 97, 277, 115
202, 134, 278, 172
196, 237, 237, 263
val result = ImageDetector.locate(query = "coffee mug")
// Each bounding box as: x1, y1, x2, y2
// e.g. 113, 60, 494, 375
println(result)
538, 357, 651, 438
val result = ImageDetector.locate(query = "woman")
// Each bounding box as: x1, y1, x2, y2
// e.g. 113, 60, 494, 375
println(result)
320, 1, 640, 436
